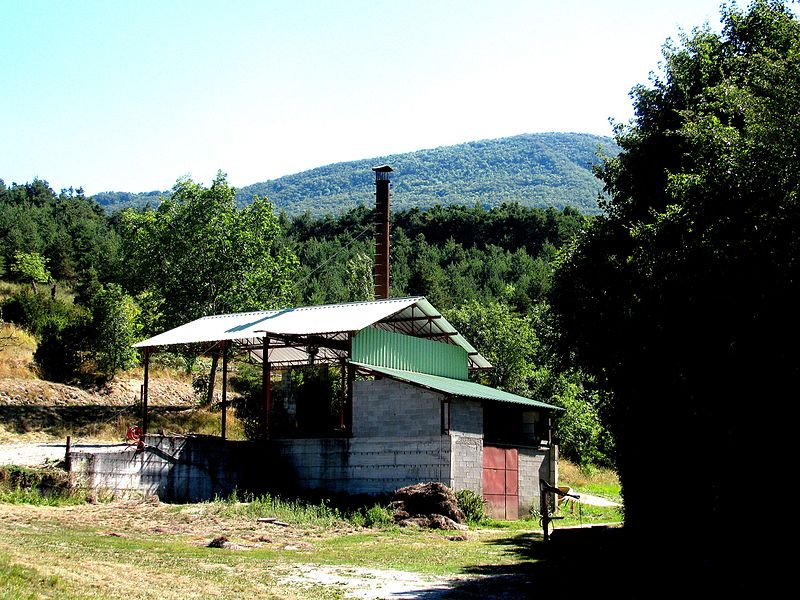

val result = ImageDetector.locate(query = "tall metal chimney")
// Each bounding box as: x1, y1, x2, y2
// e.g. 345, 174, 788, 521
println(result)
372, 164, 393, 300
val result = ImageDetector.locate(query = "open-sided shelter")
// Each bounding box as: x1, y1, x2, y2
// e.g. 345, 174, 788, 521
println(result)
128, 296, 559, 519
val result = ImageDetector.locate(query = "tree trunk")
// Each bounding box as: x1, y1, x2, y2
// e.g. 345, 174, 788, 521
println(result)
207, 351, 220, 406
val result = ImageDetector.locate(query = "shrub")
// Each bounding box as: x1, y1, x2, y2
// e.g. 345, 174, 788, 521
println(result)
455, 489, 486, 524
34, 318, 90, 383
362, 504, 394, 528
0, 466, 80, 505
1, 291, 84, 337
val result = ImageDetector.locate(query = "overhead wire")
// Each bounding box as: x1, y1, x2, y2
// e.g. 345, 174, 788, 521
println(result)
291, 222, 375, 291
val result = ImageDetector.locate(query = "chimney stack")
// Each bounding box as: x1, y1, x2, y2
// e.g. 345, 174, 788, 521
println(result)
372, 165, 393, 300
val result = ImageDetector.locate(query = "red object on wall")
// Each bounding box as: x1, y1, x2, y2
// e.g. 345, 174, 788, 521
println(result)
483, 446, 519, 520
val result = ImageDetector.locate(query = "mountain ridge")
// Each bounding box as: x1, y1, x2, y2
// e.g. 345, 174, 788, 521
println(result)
92, 132, 618, 215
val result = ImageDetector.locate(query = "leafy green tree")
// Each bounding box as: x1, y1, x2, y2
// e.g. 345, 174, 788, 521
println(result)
446, 300, 543, 396
345, 251, 374, 301
11, 251, 51, 292
446, 300, 613, 466
120, 172, 299, 332
90, 283, 140, 378
550, 0, 800, 573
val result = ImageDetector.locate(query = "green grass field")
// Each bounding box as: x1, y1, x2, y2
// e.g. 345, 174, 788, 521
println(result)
0, 460, 621, 598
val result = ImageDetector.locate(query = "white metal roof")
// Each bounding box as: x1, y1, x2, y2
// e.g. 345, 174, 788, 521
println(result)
133, 297, 492, 369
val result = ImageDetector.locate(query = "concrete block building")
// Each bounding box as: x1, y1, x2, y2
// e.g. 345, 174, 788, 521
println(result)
74, 296, 561, 519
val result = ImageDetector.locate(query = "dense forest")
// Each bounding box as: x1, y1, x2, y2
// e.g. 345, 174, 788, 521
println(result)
92, 132, 618, 215
0, 173, 612, 468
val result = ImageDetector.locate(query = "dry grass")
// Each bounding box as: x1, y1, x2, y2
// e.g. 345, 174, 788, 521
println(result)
0, 323, 37, 379
0, 499, 539, 599
559, 458, 621, 502
148, 407, 248, 441
0, 281, 28, 299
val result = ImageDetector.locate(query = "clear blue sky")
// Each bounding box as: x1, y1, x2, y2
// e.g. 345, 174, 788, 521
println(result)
1, 0, 738, 195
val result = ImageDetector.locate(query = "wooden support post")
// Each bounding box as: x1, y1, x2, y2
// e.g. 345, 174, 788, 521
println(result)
207, 350, 220, 407
262, 336, 271, 440
221, 341, 228, 440
142, 347, 150, 436
541, 480, 550, 543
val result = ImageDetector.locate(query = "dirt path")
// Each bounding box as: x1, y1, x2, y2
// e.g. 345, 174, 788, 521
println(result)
0, 441, 125, 467
280, 563, 466, 599
0, 441, 67, 466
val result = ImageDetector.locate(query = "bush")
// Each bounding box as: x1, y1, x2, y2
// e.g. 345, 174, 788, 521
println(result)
455, 489, 486, 524
34, 317, 90, 383
1, 291, 84, 337
362, 504, 394, 528
0, 466, 80, 505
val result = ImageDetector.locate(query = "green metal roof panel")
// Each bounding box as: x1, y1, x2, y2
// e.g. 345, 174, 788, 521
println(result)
352, 328, 468, 380
350, 361, 562, 410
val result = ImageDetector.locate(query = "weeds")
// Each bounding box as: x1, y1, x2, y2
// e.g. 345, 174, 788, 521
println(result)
0, 466, 84, 506
205, 491, 398, 529
359, 504, 394, 528
455, 489, 486, 524
0, 487, 84, 506
206, 490, 348, 527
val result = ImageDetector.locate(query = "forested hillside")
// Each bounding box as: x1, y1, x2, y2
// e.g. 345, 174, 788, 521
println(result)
92, 132, 617, 215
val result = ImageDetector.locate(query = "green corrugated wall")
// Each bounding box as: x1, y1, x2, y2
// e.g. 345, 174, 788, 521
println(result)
352, 327, 468, 380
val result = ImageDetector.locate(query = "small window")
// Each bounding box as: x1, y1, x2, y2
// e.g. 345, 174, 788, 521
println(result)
441, 398, 451, 434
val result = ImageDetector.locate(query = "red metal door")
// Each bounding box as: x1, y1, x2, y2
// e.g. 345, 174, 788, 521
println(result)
482, 446, 519, 520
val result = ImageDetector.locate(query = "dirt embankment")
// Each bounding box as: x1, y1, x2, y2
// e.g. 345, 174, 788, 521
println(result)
0, 376, 197, 446
0, 377, 194, 408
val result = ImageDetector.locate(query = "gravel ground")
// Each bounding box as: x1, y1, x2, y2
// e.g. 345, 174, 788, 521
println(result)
0, 441, 129, 467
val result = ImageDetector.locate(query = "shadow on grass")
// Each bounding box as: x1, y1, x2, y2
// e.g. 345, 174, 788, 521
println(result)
399, 525, 760, 599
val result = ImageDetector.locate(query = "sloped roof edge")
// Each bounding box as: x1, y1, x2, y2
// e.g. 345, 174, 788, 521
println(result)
350, 361, 561, 410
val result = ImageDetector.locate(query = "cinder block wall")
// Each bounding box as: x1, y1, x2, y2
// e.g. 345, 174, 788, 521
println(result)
273, 436, 451, 495
69, 436, 265, 502
294, 377, 450, 493
352, 378, 442, 438
518, 446, 556, 516
449, 398, 483, 495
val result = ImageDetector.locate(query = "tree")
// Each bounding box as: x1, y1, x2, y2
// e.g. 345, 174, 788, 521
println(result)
11, 251, 51, 292
550, 0, 799, 580
446, 300, 543, 396
90, 283, 140, 378
345, 251, 374, 301
120, 172, 299, 333
447, 300, 613, 467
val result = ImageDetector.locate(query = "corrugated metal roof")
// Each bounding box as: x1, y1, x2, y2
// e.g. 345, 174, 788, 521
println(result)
350, 361, 561, 410
133, 297, 491, 369
134, 298, 421, 348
